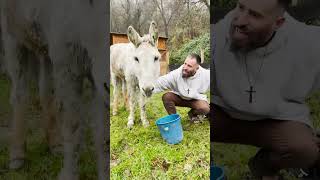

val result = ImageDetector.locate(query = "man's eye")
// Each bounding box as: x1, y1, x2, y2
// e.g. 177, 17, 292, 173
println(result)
238, 4, 244, 11
249, 11, 261, 18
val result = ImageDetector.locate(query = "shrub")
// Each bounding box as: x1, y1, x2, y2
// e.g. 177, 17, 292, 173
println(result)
169, 33, 210, 66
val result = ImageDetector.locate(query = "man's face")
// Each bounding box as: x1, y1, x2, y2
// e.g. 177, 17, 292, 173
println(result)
182, 57, 199, 78
230, 0, 285, 50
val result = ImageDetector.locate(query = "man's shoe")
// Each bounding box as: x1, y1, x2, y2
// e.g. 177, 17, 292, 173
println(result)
287, 167, 320, 180
188, 111, 206, 123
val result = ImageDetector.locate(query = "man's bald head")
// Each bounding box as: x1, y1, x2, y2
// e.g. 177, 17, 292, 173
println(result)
278, 0, 291, 10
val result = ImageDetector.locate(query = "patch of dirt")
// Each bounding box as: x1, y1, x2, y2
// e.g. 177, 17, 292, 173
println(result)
111, 153, 120, 167
184, 163, 193, 173
151, 157, 170, 172
110, 159, 120, 167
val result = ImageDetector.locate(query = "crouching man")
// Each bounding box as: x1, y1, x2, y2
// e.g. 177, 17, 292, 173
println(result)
153, 53, 210, 122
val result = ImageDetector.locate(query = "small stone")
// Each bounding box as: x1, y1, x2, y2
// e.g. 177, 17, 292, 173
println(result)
184, 164, 193, 173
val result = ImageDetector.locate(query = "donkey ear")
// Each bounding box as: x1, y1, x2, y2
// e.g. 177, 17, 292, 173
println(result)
127, 26, 142, 47
149, 21, 159, 47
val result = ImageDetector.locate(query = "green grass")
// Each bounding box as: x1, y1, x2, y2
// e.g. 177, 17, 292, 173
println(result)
213, 92, 320, 180
0, 74, 98, 179
6, 69, 319, 179
110, 92, 210, 179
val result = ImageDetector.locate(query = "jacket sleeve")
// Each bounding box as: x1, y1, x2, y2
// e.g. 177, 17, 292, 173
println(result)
153, 70, 176, 93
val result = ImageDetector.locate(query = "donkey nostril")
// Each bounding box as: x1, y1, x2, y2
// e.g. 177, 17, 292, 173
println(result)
151, 87, 154, 91
142, 88, 148, 94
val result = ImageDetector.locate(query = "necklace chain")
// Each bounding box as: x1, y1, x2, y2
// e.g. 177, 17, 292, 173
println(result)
183, 78, 191, 94
244, 48, 267, 87
244, 55, 265, 87
243, 48, 268, 103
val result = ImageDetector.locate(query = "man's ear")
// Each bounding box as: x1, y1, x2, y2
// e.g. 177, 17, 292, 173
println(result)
196, 64, 200, 70
274, 16, 285, 30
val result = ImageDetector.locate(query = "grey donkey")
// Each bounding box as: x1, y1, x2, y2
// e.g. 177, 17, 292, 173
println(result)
1, 0, 108, 179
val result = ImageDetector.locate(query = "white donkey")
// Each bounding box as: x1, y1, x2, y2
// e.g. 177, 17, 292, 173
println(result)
111, 22, 161, 128
1, 0, 108, 179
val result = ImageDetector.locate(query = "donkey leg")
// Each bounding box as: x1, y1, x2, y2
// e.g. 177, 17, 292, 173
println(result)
90, 89, 107, 180
56, 74, 82, 180
3, 35, 30, 169
50, 44, 82, 179
58, 103, 81, 180
139, 94, 149, 127
122, 79, 129, 110
9, 79, 28, 170
127, 81, 137, 128
111, 74, 121, 116
87, 42, 108, 180
39, 55, 62, 154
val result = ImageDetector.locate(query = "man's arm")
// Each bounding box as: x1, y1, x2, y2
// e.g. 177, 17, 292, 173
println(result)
153, 70, 177, 93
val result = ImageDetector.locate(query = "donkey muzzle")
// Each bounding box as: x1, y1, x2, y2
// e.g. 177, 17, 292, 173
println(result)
142, 87, 154, 97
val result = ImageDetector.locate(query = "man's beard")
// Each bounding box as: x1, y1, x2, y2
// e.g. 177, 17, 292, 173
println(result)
230, 25, 250, 52
230, 40, 258, 53
182, 70, 195, 78
230, 25, 276, 52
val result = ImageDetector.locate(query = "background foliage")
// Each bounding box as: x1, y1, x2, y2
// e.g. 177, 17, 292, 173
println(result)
111, 0, 210, 67
170, 33, 210, 65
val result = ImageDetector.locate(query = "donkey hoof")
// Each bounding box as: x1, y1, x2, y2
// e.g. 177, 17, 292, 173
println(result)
127, 121, 134, 129
9, 159, 25, 170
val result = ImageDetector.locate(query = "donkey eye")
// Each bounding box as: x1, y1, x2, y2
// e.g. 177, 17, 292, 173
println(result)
154, 56, 159, 62
134, 57, 139, 63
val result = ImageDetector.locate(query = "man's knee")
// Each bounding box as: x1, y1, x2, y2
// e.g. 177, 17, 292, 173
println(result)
194, 101, 210, 114
162, 92, 176, 103
201, 105, 210, 114
291, 141, 318, 166
278, 138, 319, 167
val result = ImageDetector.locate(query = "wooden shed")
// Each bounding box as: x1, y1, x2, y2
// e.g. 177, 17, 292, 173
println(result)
110, 32, 169, 75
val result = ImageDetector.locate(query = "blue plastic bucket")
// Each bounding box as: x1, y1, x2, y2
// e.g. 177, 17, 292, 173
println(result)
210, 165, 225, 180
156, 114, 183, 144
